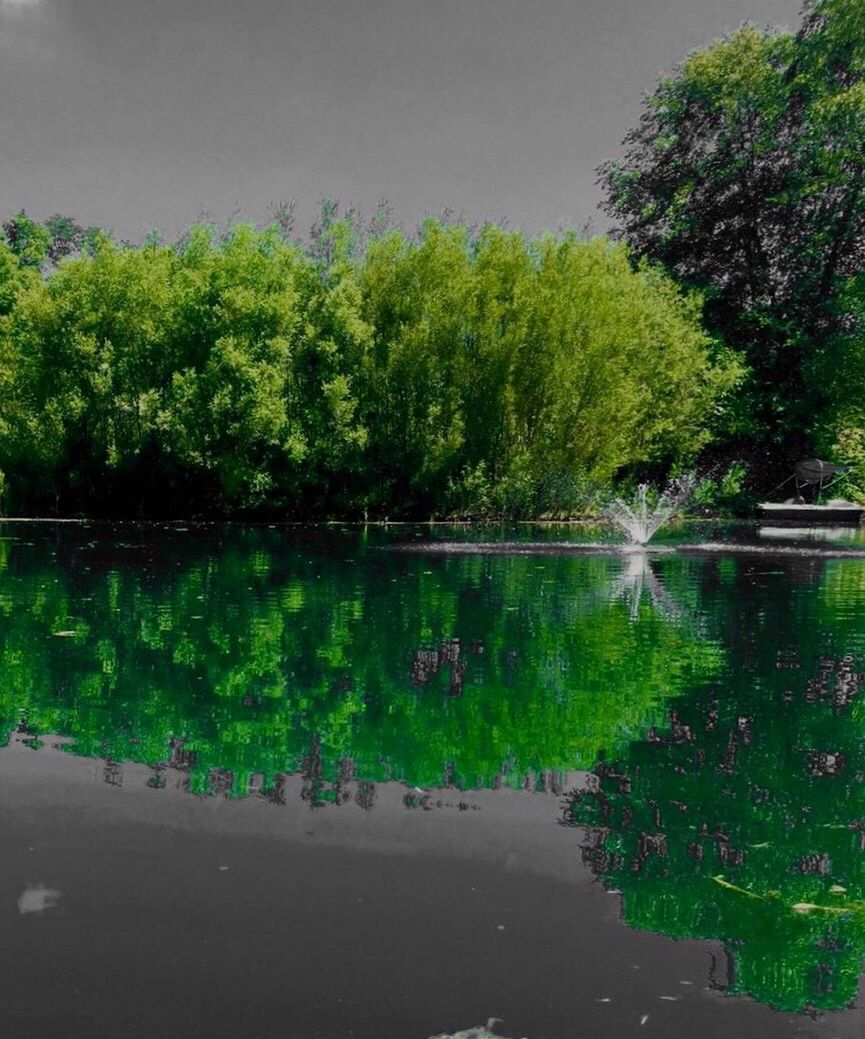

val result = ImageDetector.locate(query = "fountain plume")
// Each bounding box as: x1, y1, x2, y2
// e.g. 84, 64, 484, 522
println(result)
607, 475, 697, 545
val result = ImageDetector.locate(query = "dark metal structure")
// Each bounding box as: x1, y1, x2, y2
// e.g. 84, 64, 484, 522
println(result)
793, 458, 852, 500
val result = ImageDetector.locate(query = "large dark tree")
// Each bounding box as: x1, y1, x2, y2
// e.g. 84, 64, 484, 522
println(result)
601, 0, 865, 480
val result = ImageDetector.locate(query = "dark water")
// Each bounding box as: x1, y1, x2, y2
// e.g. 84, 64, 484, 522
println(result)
2, 521, 865, 1038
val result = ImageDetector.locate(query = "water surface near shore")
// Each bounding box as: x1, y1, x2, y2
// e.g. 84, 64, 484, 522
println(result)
2, 521, 865, 1038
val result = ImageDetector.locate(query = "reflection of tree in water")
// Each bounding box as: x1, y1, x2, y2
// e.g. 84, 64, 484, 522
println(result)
0, 525, 721, 797
411, 637, 479, 696
565, 555, 865, 1013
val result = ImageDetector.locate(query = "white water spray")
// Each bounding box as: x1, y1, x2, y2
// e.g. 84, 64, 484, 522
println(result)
606, 476, 697, 545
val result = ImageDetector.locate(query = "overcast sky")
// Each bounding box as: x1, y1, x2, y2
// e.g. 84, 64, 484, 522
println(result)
0, 0, 805, 242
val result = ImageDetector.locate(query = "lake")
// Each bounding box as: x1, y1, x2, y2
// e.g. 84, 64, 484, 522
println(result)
1, 520, 865, 1038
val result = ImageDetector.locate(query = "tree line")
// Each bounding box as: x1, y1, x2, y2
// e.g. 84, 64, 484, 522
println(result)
0, 211, 733, 518
2, 0, 864, 517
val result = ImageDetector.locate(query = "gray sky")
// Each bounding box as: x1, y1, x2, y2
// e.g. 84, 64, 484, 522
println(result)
0, 0, 805, 242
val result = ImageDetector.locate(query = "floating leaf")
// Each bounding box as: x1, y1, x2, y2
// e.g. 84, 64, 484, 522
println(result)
711, 875, 767, 900
790, 902, 847, 915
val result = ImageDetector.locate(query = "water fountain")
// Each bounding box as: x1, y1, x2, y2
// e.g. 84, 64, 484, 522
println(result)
605, 475, 696, 546
393, 471, 865, 559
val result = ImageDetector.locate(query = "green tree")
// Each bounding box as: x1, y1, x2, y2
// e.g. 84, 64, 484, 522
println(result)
601, 0, 865, 478
290, 215, 371, 511
159, 223, 310, 511
2, 211, 51, 269
0, 210, 736, 518
359, 223, 734, 518
42, 214, 103, 264
0, 240, 59, 506
509, 236, 737, 499
359, 220, 473, 511
3, 234, 180, 511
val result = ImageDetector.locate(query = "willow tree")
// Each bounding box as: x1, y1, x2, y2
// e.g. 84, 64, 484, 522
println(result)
0, 212, 736, 518
508, 236, 736, 499
158, 223, 313, 511
358, 223, 737, 517
4, 233, 186, 512
358, 220, 475, 511
0, 240, 60, 508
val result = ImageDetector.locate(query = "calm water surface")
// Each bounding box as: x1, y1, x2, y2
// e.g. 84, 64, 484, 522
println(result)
2, 521, 865, 1038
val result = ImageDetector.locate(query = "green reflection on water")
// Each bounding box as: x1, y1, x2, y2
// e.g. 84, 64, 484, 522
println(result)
4, 524, 865, 1013
0, 525, 718, 796
566, 552, 865, 1012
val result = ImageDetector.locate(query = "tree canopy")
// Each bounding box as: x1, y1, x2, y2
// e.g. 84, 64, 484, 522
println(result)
0, 214, 733, 518
601, 0, 865, 479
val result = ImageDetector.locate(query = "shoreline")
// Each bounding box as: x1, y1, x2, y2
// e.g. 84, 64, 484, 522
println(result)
0, 514, 745, 527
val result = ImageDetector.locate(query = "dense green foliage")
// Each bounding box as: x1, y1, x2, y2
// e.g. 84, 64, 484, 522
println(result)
0, 524, 721, 794
601, 0, 865, 483
0, 214, 734, 518
566, 552, 865, 1011
7, 3, 865, 512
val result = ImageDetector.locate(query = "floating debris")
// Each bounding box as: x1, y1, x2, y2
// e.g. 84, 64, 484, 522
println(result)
790, 901, 846, 914
428, 1018, 525, 1039
17, 884, 61, 915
